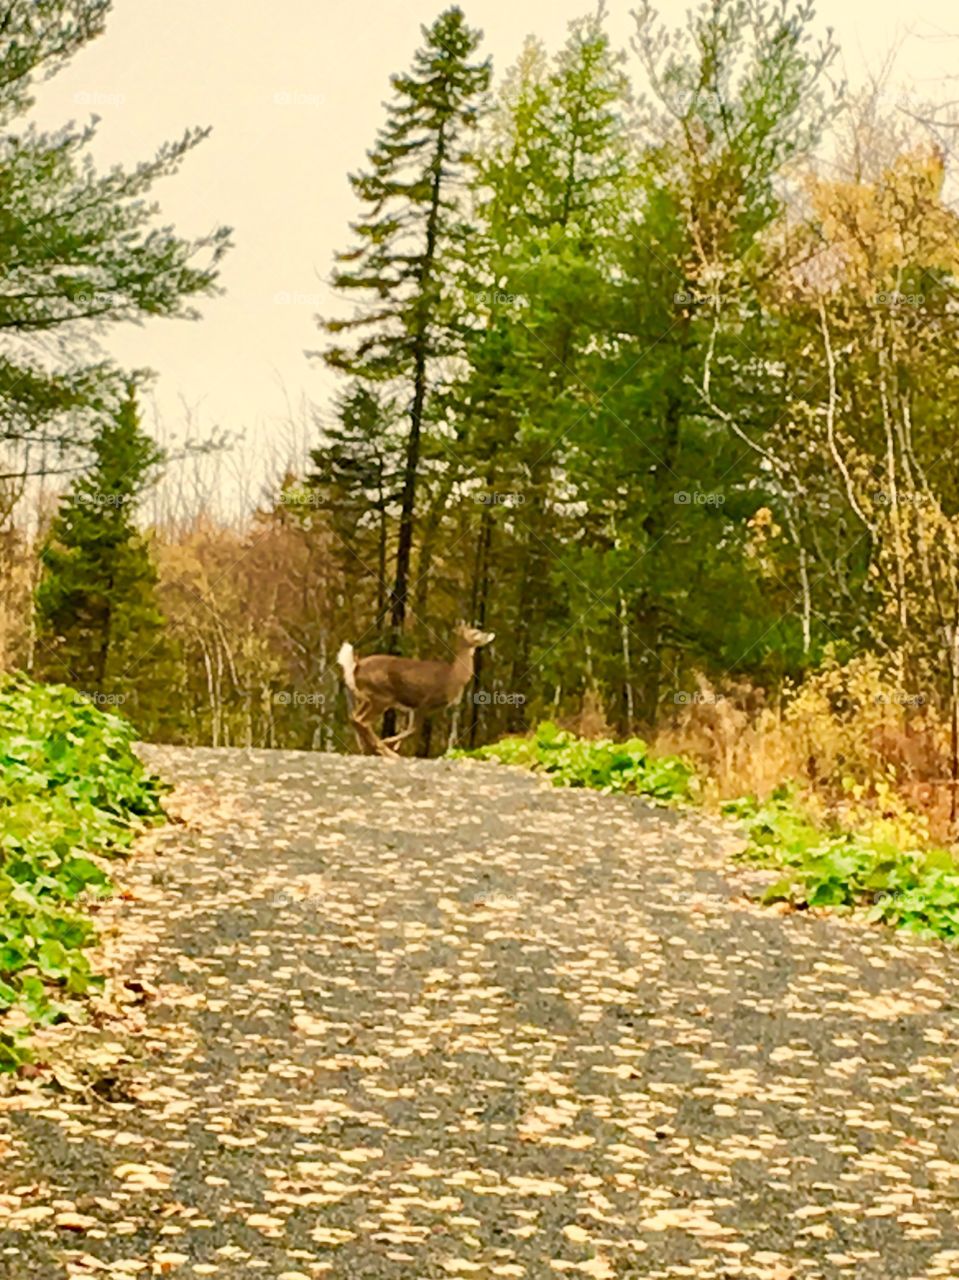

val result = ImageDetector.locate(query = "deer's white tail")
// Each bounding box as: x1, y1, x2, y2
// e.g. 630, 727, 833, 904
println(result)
337, 641, 358, 695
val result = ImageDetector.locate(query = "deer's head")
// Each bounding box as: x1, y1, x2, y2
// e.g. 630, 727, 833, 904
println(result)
455, 620, 495, 649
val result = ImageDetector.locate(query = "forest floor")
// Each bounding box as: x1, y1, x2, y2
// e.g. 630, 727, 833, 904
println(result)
3, 747, 959, 1279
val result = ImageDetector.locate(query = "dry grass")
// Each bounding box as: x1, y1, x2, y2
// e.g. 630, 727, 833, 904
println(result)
565, 686, 616, 741
653, 675, 799, 804
647, 657, 954, 844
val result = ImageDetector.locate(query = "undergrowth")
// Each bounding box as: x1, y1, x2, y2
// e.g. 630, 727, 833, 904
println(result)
726, 788, 959, 941
451, 720, 696, 801
0, 675, 166, 1071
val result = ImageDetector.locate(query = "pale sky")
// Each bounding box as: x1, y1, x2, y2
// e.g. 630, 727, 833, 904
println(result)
25, 0, 958, 504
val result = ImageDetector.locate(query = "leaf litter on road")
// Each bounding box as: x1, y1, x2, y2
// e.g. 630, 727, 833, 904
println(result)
2, 747, 959, 1278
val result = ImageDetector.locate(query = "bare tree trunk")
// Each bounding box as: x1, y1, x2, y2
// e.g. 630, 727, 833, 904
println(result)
197, 634, 218, 748
389, 123, 447, 645
951, 665, 958, 828
24, 537, 42, 674
619, 593, 634, 731
950, 596, 959, 828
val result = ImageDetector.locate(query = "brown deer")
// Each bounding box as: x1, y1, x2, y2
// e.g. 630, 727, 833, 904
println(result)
336, 622, 495, 757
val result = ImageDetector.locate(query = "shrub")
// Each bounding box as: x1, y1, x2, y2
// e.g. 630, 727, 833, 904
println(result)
453, 721, 696, 802
0, 674, 166, 1070
655, 655, 949, 838
727, 788, 959, 942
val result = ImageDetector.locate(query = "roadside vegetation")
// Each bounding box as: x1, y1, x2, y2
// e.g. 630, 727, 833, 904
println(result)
454, 720, 697, 803
0, 676, 166, 1071
726, 790, 959, 942
458, 664, 959, 946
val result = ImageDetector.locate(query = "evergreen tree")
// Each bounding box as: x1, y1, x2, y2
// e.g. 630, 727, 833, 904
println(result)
35, 384, 170, 725
305, 383, 403, 637
322, 6, 490, 648
453, 12, 632, 735
562, 0, 838, 717
0, 0, 230, 468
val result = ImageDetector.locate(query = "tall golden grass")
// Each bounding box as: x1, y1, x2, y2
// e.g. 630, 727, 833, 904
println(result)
650, 655, 951, 843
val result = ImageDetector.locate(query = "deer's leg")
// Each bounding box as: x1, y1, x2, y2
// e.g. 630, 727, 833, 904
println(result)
370, 716, 401, 758
381, 709, 418, 750
350, 696, 386, 756
351, 697, 402, 759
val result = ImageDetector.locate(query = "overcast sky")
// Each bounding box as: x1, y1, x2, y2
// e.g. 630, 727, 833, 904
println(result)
25, 0, 959, 494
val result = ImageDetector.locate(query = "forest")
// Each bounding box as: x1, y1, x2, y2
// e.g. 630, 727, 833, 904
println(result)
3, 0, 959, 838
7, 10, 959, 1268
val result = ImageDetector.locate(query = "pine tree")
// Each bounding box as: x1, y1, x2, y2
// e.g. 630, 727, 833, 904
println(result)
306, 383, 403, 636
35, 384, 170, 724
322, 6, 490, 648
452, 12, 632, 736
562, 0, 838, 718
0, 0, 230, 469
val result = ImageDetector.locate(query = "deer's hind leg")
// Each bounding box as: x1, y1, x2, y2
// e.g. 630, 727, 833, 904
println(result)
350, 694, 391, 756
381, 708, 418, 750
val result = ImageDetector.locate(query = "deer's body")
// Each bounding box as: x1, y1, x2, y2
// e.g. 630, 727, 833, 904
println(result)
348, 654, 473, 712
337, 623, 494, 758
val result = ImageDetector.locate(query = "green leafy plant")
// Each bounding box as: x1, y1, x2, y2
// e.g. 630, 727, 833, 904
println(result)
0, 674, 166, 1070
452, 721, 696, 802
725, 790, 959, 941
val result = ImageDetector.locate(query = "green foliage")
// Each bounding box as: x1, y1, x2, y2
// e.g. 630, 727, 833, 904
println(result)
725, 790, 959, 942
453, 721, 696, 802
304, 382, 403, 634
0, 674, 166, 1070
448, 13, 632, 725
35, 384, 175, 733
311, 0, 844, 745
324, 5, 491, 379
0, 0, 230, 459
321, 5, 491, 642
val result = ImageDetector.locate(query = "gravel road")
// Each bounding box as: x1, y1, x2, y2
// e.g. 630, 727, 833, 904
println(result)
3, 746, 959, 1279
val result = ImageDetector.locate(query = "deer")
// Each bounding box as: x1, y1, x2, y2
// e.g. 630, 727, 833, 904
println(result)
336, 622, 495, 758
